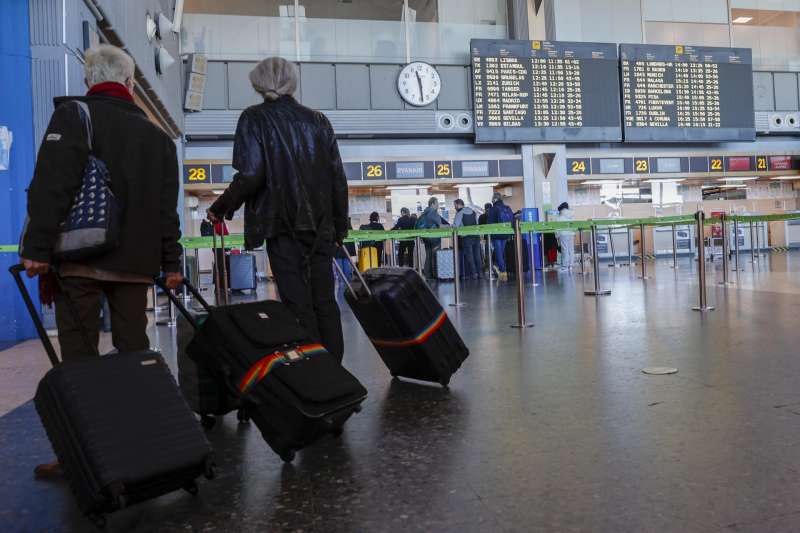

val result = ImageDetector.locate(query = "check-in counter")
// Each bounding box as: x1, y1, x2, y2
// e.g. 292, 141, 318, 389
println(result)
654, 224, 695, 256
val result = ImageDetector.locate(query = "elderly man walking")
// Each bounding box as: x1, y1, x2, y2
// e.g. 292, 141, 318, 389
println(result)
20, 44, 183, 477
207, 57, 349, 362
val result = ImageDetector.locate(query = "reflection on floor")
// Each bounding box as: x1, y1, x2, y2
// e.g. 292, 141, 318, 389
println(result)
1, 251, 800, 532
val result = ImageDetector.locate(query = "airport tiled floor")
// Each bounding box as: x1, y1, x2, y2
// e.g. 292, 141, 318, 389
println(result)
1, 252, 800, 532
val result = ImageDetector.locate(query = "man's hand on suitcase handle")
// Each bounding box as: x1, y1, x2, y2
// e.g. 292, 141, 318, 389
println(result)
22, 258, 50, 278
164, 271, 183, 290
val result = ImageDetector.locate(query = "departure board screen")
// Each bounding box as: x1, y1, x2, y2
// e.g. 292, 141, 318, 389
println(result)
620, 44, 755, 142
470, 39, 622, 143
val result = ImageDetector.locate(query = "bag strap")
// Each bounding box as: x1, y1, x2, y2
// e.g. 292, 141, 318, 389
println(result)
74, 101, 93, 152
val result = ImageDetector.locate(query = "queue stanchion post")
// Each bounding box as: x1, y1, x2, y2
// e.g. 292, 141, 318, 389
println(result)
626, 226, 633, 269
617, 226, 630, 267
671, 223, 679, 269
733, 218, 742, 272
450, 229, 465, 307
749, 221, 756, 264
639, 224, 649, 280
584, 224, 611, 296
487, 233, 496, 281
754, 221, 761, 258
693, 210, 715, 312
539, 233, 546, 285
181, 253, 190, 301
607, 227, 618, 268
719, 214, 733, 285
578, 228, 586, 275
511, 219, 533, 328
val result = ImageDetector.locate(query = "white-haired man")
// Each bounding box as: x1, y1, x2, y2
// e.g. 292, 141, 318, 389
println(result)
20, 44, 183, 477
206, 56, 349, 362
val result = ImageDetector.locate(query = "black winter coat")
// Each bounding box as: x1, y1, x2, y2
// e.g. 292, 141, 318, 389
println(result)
211, 96, 348, 248
20, 95, 182, 275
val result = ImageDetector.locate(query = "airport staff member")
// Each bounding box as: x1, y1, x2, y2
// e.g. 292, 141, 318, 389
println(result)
20, 44, 183, 478
207, 57, 348, 362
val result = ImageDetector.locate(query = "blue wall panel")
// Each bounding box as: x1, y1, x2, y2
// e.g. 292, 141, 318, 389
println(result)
0, 0, 39, 346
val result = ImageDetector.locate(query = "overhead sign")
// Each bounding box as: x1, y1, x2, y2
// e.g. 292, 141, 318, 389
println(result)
620, 44, 755, 142
564, 154, 796, 176
470, 39, 622, 143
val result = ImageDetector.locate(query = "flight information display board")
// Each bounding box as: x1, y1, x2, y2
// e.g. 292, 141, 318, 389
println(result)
620, 44, 755, 142
470, 39, 622, 143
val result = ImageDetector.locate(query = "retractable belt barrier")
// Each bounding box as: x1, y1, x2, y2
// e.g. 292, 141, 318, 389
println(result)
1, 213, 799, 252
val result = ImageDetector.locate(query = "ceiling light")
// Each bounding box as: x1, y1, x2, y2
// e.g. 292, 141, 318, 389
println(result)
718, 184, 747, 189
720, 177, 757, 182
644, 178, 685, 184
212, 190, 224, 195
732, 16, 753, 24
771, 176, 800, 180
145, 13, 157, 42
456, 182, 499, 188
386, 185, 429, 191
155, 46, 176, 74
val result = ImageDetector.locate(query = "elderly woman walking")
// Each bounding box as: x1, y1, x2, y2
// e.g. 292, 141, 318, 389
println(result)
206, 57, 349, 362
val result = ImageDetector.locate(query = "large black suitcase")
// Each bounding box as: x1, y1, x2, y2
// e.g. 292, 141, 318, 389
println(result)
160, 278, 367, 463
10, 266, 214, 528
338, 258, 469, 387
175, 302, 247, 429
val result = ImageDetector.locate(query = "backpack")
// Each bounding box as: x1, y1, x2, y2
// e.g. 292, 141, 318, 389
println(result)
462, 211, 477, 226
498, 204, 514, 224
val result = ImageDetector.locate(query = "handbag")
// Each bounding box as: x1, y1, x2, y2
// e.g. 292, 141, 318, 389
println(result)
53, 101, 121, 262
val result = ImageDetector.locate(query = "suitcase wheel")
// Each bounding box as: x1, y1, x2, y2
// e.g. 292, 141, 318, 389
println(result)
280, 450, 295, 463
440, 379, 450, 388
353, 404, 362, 414
200, 414, 216, 430
183, 481, 199, 496
236, 408, 250, 424
88, 513, 107, 530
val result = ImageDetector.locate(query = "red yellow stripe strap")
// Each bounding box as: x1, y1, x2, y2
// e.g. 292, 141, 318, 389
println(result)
238, 343, 327, 394
369, 311, 447, 348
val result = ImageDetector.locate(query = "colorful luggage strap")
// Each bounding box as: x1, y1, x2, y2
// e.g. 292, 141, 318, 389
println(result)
369, 310, 447, 348
238, 343, 327, 394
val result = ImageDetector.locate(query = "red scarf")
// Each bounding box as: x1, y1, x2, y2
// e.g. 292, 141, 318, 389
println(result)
86, 82, 134, 103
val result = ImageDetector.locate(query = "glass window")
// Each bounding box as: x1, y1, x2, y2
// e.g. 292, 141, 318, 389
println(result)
731, 3, 800, 70
298, 0, 406, 63
645, 21, 731, 46
409, 0, 507, 64
182, 0, 295, 60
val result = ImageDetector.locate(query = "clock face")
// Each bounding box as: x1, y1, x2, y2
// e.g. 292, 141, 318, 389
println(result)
398, 62, 441, 106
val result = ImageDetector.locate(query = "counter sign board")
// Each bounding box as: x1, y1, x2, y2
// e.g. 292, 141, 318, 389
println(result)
470, 39, 622, 143
620, 44, 755, 142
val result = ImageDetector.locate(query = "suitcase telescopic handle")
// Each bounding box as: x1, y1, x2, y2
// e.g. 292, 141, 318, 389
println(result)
9, 265, 61, 367
333, 243, 372, 298
212, 228, 230, 306
153, 276, 212, 331
9, 265, 100, 364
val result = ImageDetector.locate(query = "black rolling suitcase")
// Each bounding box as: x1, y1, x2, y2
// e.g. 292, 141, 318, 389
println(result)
10, 266, 214, 528
228, 252, 257, 292
175, 303, 247, 429
159, 277, 367, 463
336, 252, 469, 387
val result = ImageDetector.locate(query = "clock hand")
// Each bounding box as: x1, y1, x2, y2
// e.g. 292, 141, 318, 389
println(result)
415, 71, 424, 102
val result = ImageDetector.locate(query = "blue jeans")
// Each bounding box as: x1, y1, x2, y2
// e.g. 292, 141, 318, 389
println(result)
492, 238, 508, 273
461, 238, 482, 278
334, 257, 352, 284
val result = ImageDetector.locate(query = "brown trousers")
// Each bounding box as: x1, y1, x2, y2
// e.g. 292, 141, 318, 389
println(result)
54, 277, 149, 361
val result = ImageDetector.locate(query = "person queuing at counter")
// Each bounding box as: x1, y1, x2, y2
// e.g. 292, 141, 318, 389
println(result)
557, 202, 576, 271
19, 44, 184, 478
359, 211, 386, 266
392, 207, 416, 267
478, 203, 492, 275
416, 197, 449, 280
207, 56, 349, 362
453, 199, 483, 280
487, 192, 513, 281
